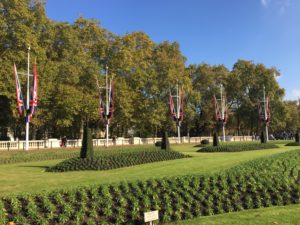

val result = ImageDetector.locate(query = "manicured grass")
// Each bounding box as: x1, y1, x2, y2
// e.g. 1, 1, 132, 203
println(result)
0, 144, 298, 196
166, 204, 300, 225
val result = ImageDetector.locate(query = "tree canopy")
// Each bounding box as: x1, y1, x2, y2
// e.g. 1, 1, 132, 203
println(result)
0, 0, 299, 140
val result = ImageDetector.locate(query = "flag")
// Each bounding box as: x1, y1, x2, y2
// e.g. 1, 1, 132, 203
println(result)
179, 92, 184, 121
107, 80, 114, 119
96, 79, 105, 119
266, 96, 271, 123
13, 63, 24, 116
29, 63, 38, 121
223, 96, 228, 124
213, 95, 221, 121
169, 93, 176, 121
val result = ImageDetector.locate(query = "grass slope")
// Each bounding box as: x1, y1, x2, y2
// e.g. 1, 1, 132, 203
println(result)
0, 144, 297, 196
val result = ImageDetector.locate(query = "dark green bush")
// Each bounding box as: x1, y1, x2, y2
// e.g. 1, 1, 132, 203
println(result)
260, 131, 267, 143
213, 132, 219, 147
155, 141, 162, 147
161, 131, 170, 150
201, 139, 209, 145
80, 126, 94, 158
47, 150, 189, 172
198, 143, 279, 152
296, 132, 300, 143
286, 142, 300, 146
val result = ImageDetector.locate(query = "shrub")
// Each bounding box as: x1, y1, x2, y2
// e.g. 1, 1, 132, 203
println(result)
161, 131, 170, 150
213, 132, 219, 146
155, 141, 162, 147
80, 126, 94, 158
198, 143, 278, 152
47, 150, 189, 172
296, 132, 300, 143
201, 139, 209, 145
260, 131, 266, 143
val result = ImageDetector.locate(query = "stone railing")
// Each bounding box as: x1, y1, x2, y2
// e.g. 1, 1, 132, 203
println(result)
0, 136, 254, 151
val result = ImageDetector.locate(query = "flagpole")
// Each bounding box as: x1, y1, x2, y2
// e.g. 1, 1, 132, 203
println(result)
263, 86, 269, 142
25, 45, 30, 151
105, 65, 109, 147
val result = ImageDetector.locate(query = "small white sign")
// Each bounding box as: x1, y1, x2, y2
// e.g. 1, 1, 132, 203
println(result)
144, 210, 159, 223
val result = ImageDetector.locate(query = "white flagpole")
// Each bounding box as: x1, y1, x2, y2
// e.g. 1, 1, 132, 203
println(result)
25, 45, 30, 151
105, 65, 109, 147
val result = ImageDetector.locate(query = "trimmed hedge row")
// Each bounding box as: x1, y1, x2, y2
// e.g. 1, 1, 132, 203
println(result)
2, 150, 300, 224
0, 146, 157, 165
286, 142, 300, 146
46, 150, 189, 172
198, 143, 279, 152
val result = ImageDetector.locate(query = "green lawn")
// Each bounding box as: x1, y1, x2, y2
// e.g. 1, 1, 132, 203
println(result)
167, 204, 300, 225
0, 143, 298, 196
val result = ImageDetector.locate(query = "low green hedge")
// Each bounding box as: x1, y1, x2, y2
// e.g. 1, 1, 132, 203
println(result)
47, 150, 189, 172
198, 143, 279, 152
286, 142, 300, 146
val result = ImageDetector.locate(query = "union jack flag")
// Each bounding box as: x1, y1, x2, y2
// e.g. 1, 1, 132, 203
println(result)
13, 63, 24, 116
29, 63, 38, 121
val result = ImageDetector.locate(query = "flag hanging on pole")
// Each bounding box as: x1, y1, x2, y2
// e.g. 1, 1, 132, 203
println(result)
96, 79, 105, 119
13, 63, 24, 116
107, 80, 114, 119
29, 62, 38, 122
223, 96, 228, 124
169, 93, 176, 121
266, 96, 271, 123
179, 91, 184, 121
213, 95, 221, 121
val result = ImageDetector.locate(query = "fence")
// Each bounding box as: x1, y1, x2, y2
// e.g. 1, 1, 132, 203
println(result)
0, 136, 254, 151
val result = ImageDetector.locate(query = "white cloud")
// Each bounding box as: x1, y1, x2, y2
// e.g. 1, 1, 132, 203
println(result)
261, 0, 271, 7
292, 89, 300, 98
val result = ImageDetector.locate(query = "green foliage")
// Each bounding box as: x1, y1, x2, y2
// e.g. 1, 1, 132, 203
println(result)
47, 149, 189, 172
80, 126, 94, 158
213, 132, 219, 146
198, 143, 278, 152
161, 131, 170, 150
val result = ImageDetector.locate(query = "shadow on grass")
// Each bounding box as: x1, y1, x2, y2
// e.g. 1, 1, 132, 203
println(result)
18, 165, 50, 169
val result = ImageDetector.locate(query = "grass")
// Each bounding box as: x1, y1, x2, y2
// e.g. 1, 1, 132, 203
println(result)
0, 143, 298, 196
166, 204, 300, 225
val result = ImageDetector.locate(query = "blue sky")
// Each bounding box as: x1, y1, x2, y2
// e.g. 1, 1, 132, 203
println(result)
44, 0, 300, 100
